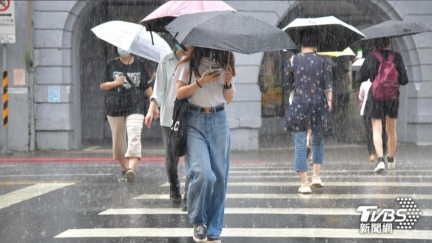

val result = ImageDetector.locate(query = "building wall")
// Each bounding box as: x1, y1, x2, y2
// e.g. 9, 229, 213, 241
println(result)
1, 0, 432, 152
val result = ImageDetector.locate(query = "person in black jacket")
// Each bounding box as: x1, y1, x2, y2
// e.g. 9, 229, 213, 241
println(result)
356, 37, 408, 174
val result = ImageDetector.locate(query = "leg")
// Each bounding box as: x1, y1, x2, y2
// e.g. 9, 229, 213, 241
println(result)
161, 126, 181, 204
363, 116, 376, 161
386, 116, 397, 158
311, 130, 324, 187
294, 131, 311, 194
125, 114, 144, 181
371, 118, 384, 158
206, 111, 230, 239
107, 115, 128, 171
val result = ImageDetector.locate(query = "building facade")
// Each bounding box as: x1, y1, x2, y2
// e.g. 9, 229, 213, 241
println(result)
1, 0, 431, 151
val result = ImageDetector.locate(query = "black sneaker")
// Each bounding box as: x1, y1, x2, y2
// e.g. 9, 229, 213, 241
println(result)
118, 170, 127, 182
125, 169, 135, 182
170, 181, 182, 205
387, 154, 396, 169
193, 225, 207, 242
181, 195, 187, 212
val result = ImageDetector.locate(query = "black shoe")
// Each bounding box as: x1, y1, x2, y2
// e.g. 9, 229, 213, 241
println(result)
170, 182, 182, 205
193, 225, 207, 242
125, 169, 135, 182
386, 154, 396, 169
181, 196, 187, 212
118, 170, 128, 182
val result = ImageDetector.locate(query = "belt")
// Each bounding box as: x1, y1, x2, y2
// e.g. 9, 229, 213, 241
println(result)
189, 105, 224, 113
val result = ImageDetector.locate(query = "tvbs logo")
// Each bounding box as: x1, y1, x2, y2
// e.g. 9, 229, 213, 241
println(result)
357, 198, 421, 231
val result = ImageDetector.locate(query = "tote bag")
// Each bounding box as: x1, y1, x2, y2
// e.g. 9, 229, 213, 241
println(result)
168, 73, 191, 157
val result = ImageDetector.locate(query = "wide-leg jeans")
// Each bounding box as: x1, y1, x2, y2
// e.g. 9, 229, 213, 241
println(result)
185, 107, 230, 238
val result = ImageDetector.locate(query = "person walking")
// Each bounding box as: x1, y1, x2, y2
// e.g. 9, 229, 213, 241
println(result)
356, 37, 408, 173
145, 45, 192, 208
174, 46, 235, 242
285, 27, 333, 194
100, 46, 152, 182
358, 79, 387, 163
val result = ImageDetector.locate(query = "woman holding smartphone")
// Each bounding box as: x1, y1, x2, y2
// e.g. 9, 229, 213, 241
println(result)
174, 47, 235, 242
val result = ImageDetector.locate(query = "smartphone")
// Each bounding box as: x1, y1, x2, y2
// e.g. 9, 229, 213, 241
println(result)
209, 66, 222, 74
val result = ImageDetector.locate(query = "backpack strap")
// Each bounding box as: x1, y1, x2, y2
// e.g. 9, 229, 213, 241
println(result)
372, 50, 396, 63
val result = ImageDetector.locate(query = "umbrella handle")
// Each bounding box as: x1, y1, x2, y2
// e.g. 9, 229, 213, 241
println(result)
150, 31, 154, 45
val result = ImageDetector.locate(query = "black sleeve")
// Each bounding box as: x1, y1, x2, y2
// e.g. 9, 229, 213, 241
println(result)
394, 52, 409, 86
355, 53, 377, 84
138, 60, 151, 91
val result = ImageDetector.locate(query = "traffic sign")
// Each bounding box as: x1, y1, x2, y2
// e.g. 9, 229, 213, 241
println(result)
0, 0, 15, 44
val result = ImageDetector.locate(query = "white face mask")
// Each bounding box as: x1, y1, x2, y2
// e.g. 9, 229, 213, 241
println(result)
117, 48, 130, 57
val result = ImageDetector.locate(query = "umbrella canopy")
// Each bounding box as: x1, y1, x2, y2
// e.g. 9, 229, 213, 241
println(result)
141, 0, 236, 32
352, 58, 364, 71
318, 47, 355, 57
282, 16, 365, 52
361, 20, 429, 40
91, 20, 171, 63
165, 11, 297, 54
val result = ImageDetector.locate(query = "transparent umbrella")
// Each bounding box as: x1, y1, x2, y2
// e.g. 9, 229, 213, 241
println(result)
91, 20, 171, 63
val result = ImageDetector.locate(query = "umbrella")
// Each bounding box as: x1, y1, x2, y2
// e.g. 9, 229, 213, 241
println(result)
361, 20, 430, 40
141, 0, 236, 32
282, 16, 365, 52
91, 20, 171, 63
352, 58, 364, 71
165, 11, 297, 54
318, 47, 355, 57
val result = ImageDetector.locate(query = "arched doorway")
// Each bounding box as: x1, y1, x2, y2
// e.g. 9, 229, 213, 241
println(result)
78, 0, 166, 147
258, 0, 411, 147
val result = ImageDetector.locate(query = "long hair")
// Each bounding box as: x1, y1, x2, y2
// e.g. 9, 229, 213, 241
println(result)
372, 37, 391, 50
177, 47, 236, 78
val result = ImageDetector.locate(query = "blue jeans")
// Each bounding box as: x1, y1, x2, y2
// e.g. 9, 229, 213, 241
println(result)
185, 106, 230, 238
293, 131, 324, 172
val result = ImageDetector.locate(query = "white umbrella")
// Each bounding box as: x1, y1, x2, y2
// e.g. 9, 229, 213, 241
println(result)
352, 58, 364, 71
283, 16, 365, 52
91, 20, 171, 63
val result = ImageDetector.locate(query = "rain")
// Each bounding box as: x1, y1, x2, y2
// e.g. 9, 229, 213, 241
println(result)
0, 0, 432, 242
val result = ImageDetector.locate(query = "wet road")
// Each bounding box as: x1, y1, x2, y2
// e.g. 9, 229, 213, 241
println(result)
0, 144, 431, 242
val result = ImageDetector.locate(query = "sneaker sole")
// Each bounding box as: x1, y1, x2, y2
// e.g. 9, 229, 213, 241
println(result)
192, 236, 207, 242
311, 183, 324, 188
126, 170, 135, 182
375, 168, 385, 174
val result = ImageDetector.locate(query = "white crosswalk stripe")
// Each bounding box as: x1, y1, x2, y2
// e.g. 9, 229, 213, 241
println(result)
53, 163, 432, 241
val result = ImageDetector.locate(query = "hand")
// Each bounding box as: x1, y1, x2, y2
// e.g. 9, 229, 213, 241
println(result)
327, 100, 333, 111
144, 100, 160, 128
223, 67, 233, 85
200, 70, 221, 85
115, 76, 126, 86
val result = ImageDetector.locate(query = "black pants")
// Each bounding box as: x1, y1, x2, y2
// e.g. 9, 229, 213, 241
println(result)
161, 126, 189, 194
363, 116, 387, 156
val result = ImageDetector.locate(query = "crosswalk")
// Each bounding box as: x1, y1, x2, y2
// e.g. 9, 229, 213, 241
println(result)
52, 163, 432, 242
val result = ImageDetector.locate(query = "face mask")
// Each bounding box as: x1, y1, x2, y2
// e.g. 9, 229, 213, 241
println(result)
117, 48, 130, 57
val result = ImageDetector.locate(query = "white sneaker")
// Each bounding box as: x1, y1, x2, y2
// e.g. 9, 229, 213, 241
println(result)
387, 155, 396, 169
374, 162, 385, 174
298, 183, 312, 194
311, 175, 324, 187
125, 169, 135, 182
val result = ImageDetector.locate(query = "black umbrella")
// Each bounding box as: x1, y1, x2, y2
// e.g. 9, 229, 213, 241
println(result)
361, 20, 429, 40
164, 11, 297, 54
282, 16, 365, 52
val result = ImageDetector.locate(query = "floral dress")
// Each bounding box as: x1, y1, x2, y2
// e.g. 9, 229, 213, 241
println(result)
286, 53, 332, 132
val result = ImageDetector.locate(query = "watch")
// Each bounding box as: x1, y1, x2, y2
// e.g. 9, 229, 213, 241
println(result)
223, 83, 232, 90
